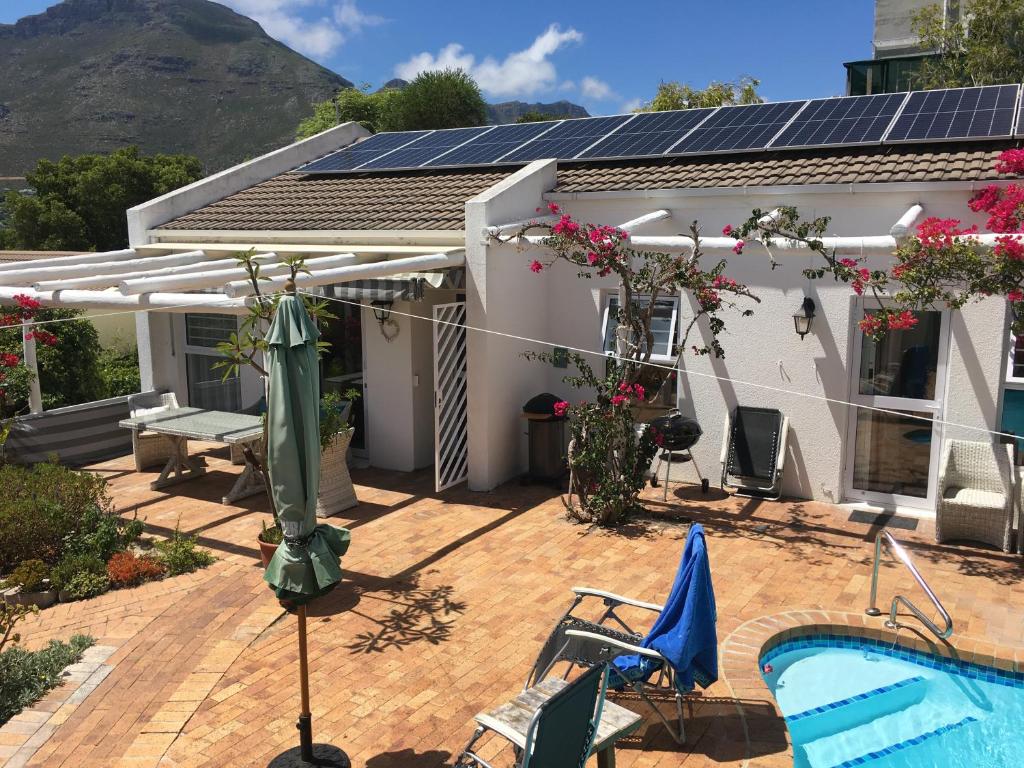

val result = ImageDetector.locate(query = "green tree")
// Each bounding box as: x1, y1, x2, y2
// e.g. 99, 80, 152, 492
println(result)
0, 147, 203, 252
296, 85, 404, 139
637, 77, 763, 112
391, 69, 487, 131
913, 0, 1024, 88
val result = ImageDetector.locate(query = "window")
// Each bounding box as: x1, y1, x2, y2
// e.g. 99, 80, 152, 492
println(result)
183, 314, 240, 412
601, 295, 679, 360
1007, 333, 1024, 385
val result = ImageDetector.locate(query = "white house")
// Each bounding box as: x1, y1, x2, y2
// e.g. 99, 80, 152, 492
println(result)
3, 93, 1021, 516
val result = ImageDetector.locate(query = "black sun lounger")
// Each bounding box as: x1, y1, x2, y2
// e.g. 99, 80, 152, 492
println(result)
719, 406, 789, 499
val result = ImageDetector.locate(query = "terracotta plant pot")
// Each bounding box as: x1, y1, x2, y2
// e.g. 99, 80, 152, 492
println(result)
258, 537, 279, 568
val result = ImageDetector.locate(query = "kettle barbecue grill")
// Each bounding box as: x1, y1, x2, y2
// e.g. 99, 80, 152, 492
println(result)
648, 409, 709, 499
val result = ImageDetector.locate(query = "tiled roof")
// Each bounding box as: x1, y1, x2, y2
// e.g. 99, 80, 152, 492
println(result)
161, 168, 513, 231
0, 250, 79, 263
553, 142, 1019, 193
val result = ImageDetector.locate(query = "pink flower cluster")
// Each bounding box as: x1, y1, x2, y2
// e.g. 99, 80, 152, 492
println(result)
859, 310, 918, 335
968, 182, 1024, 233
553, 400, 570, 417
711, 275, 738, 289
838, 258, 872, 295
529, 260, 544, 273
610, 381, 645, 407
552, 214, 581, 237
1007, 289, 1024, 303
994, 149, 1024, 176
25, 329, 57, 346
732, 240, 745, 255
915, 217, 978, 250
1, 353, 19, 367
994, 235, 1024, 262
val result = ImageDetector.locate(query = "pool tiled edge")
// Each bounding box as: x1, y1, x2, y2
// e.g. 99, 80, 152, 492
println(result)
718, 610, 1024, 768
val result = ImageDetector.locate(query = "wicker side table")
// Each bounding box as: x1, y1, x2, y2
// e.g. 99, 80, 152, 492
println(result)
316, 429, 357, 517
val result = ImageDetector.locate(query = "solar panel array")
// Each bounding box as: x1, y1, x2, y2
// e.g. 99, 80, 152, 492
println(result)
299, 83, 1024, 174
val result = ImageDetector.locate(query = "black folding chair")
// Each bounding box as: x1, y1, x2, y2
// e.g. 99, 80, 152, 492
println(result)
719, 406, 789, 499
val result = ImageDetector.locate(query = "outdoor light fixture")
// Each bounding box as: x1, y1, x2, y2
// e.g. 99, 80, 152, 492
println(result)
371, 300, 393, 323
793, 296, 816, 340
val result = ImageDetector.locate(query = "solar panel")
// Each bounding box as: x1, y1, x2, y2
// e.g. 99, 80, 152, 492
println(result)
499, 115, 635, 162
669, 101, 807, 154
422, 121, 559, 166
299, 131, 432, 173
578, 108, 718, 159
358, 126, 495, 169
884, 84, 1019, 142
769, 93, 908, 149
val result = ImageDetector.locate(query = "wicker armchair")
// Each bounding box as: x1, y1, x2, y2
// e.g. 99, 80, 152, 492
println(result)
128, 391, 186, 472
935, 439, 1014, 553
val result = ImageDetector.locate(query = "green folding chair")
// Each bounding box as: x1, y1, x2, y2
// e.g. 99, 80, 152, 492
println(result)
455, 663, 609, 768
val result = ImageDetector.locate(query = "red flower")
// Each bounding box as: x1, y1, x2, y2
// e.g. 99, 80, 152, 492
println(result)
732, 240, 745, 255
722, 224, 733, 236
995, 148, 1024, 176
587, 251, 600, 265
529, 260, 544, 273
610, 394, 628, 406
994, 235, 1024, 261
553, 400, 570, 417
886, 310, 918, 331
712, 275, 737, 289
632, 383, 645, 399
1008, 289, 1024, 303
547, 202, 561, 214
0, 353, 19, 368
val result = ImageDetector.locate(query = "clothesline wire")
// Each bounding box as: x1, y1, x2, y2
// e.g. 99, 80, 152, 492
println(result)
1, 289, 1017, 442
303, 289, 1022, 443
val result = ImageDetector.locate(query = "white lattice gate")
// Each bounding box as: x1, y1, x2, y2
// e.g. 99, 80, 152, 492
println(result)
433, 302, 468, 491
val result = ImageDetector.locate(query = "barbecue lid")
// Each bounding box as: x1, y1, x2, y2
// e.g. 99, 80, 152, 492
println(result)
523, 392, 565, 420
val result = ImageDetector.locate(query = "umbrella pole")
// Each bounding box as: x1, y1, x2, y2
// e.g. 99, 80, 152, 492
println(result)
297, 606, 313, 762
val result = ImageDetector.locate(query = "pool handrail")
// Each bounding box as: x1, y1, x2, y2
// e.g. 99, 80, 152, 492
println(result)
865, 530, 953, 640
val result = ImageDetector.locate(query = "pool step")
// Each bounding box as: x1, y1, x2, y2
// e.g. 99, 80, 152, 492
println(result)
786, 676, 927, 743
800, 697, 978, 768
825, 715, 978, 768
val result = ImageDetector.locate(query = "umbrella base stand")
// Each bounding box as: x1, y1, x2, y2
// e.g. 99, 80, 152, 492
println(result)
267, 743, 350, 767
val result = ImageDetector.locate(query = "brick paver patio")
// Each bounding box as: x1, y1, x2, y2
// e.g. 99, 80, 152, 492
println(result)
4, 443, 1023, 768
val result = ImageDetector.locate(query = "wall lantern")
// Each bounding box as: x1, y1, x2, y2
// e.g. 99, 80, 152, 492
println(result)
371, 300, 393, 323
793, 296, 816, 340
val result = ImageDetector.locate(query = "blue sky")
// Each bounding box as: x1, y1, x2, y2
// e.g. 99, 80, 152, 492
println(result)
2, 1, 875, 113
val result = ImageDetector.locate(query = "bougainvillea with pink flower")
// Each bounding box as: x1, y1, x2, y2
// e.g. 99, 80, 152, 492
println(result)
722, 149, 1024, 339
493, 205, 758, 525
0, 295, 58, 439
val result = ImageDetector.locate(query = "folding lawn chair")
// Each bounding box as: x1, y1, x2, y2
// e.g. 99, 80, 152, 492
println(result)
525, 524, 717, 744
455, 663, 610, 768
720, 406, 789, 499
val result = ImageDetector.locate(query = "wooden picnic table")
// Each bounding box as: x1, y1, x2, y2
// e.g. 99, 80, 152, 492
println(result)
119, 407, 265, 505
474, 678, 644, 767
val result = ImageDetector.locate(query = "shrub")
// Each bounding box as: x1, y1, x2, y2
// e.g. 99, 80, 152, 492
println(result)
50, 554, 106, 591
0, 462, 114, 571
0, 634, 93, 724
106, 552, 165, 588
61, 572, 109, 601
156, 529, 215, 576
8, 560, 48, 592
0, 603, 37, 654
97, 348, 140, 398
64, 506, 144, 563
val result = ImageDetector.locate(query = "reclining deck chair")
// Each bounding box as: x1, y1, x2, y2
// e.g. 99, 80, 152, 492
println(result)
525, 524, 717, 744
720, 406, 789, 499
455, 663, 609, 768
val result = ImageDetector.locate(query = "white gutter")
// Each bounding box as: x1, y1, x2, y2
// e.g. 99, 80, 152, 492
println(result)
34, 252, 282, 292
0, 248, 139, 273
544, 180, 1001, 201
146, 229, 467, 247
222, 251, 466, 298
0, 250, 211, 287
118, 252, 379, 295
0, 288, 250, 314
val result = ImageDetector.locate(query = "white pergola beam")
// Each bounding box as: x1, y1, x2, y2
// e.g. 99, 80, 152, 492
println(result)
485, 215, 560, 237
617, 209, 672, 232
0, 288, 250, 314
222, 251, 466, 298
118, 253, 374, 295
0, 248, 139, 273
890, 203, 925, 239
34, 252, 282, 292
0, 250, 211, 286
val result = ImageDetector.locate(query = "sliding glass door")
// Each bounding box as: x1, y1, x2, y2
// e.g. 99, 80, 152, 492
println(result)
844, 305, 949, 509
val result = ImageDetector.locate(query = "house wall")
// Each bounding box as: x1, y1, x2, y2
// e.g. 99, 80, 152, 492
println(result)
527, 184, 1010, 509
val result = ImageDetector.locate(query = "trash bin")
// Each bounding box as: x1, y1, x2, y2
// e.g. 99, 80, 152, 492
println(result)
522, 393, 567, 484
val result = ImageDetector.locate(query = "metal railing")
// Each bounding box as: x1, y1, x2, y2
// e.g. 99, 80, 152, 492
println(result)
865, 530, 953, 640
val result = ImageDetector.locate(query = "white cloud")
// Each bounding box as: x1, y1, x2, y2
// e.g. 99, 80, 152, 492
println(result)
581, 76, 614, 101
620, 97, 644, 112
395, 24, 583, 99
218, 0, 383, 59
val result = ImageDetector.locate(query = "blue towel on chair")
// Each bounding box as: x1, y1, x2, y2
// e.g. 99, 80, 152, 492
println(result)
612, 524, 718, 692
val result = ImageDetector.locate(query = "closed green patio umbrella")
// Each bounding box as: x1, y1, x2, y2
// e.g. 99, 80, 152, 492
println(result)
264, 285, 350, 767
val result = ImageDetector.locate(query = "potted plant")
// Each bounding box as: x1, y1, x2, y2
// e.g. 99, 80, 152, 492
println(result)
257, 519, 283, 568
315, 389, 359, 517
1, 559, 57, 609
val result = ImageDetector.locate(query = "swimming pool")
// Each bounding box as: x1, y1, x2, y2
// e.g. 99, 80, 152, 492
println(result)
761, 634, 1024, 768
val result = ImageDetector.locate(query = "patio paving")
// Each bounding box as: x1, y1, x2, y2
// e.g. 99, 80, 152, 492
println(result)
4, 443, 1023, 768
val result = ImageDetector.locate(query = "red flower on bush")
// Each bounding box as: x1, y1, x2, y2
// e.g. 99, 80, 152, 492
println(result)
610, 394, 628, 406
722, 224, 733, 236
107, 551, 166, 588
1008, 289, 1024, 303
0, 353, 19, 368
732, 240, 745, 255
994, 235, 1024, 261
553, 400, 570, 417
529, 260, 544, 273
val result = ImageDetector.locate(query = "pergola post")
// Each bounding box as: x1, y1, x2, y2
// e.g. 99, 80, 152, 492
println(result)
22, 324, 43, 414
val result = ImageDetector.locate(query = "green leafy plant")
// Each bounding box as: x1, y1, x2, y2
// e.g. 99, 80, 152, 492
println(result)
106, 552, 165, 588
61, 572, 110, 601
8, 560, 49, 593
0, 634, 93, 724
319, 390, 358, 451
64, 506, 144, 564
50, 554, 106, 591
156, 527, 215, 577
0, 602, 37, 654
97, 347, 141, 398
636, 77, 763, 112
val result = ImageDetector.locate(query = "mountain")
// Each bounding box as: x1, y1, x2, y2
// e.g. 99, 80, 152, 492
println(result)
379, 80, 589, 124
0, 0, 350, 176
486, 100, 590, 124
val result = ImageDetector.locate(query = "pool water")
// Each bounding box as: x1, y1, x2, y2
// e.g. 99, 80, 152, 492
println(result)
761, 635, 1024, 768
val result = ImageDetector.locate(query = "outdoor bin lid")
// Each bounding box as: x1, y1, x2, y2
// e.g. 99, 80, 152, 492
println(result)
523, 392, 565, 421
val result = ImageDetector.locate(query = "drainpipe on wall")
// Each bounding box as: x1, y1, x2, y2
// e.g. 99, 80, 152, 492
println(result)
22, 323, 43, 414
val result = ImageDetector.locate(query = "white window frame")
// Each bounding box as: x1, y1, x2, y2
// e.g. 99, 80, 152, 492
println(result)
180, 313, 243, 410
600, 293, 680, 362
1005, 331, 1024, 389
